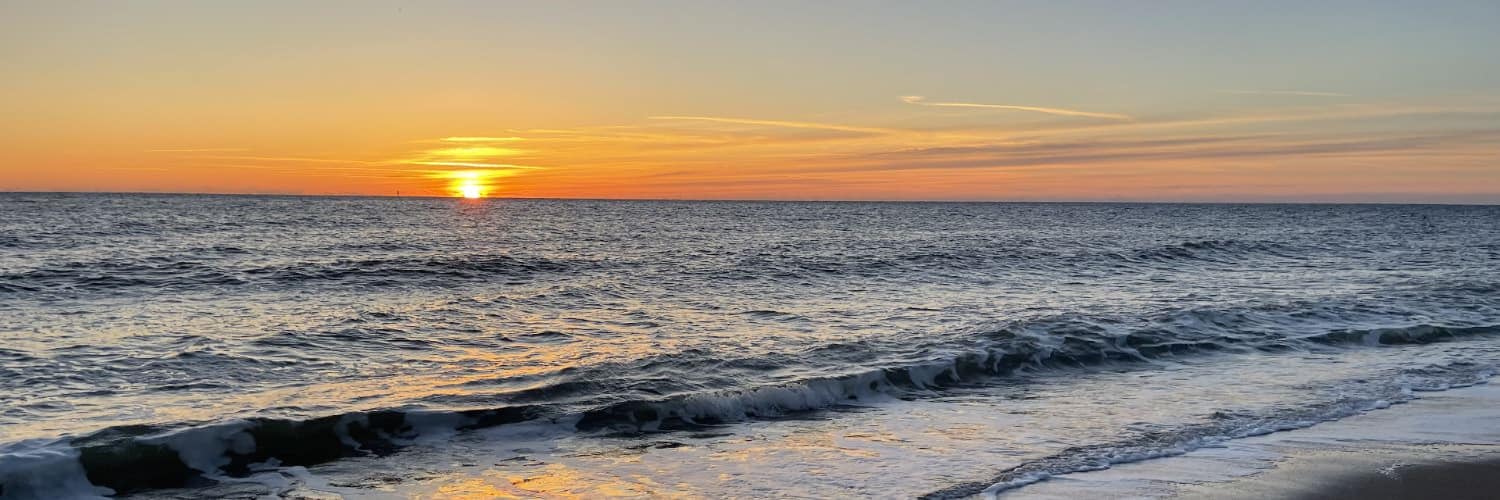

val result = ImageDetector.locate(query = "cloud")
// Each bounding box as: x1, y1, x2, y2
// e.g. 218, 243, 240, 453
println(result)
193, 155, 377, 164
439, 136, 525, 142
830, 130, 1498, 173
392, 145, 532, 172
407, 161, 542, 169
950, 104, 1500, 139
648, 115, 898, 135
1219, 89, 1352, 97
900, 96, 1132, 121
145, 148, 250, 153
160, 162, 450, 179
425, 146, 523, 158
869, 135, 1275, 160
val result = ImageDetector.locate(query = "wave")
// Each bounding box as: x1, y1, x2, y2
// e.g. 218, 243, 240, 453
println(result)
242, 254, 583, 283
1116, 239, 1302, 264
0, 235, 42, 250
0, 236, 1321, 297
716, 238, 1308, 282
572, 321, 1497, 432
0, 253, 590, 296
0, 406, 544, 497
3, 308, 1496, 497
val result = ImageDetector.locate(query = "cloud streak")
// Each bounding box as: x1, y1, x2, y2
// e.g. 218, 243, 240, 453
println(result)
145, 148, 250, 153
406, 161, 542, 169
648, 115, 899, 135
900, 96, 1132, 121
165, 155, 380, 165
439, 136, 524, 143
1219, 89, 1351, 97
827, 130, 1500, 173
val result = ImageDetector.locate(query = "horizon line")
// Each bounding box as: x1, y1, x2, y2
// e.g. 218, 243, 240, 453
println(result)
1, 190, 1496, 206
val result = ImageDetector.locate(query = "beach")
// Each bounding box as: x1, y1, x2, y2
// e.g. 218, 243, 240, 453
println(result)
1016, 383, 1500, 499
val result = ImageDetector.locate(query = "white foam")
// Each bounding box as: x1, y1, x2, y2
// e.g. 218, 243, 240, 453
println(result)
396, 411, 475, 445
0, 439, 112, 500
143, 420, 257, 474
333, 413, 369, 451
652, 370, 896, 426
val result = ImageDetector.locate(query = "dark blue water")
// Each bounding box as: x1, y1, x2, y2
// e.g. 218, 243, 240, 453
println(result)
2, 194, 1498, 498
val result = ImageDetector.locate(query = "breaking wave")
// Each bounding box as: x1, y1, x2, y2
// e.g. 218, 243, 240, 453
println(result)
3, 307, 1496, 496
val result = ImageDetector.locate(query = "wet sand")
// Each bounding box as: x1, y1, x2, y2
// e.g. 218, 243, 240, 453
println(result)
1183, 447, 1500, 500
1009, 383, 1500, 500
1290, 457, 1500, 500
1180, 384, 1500, 500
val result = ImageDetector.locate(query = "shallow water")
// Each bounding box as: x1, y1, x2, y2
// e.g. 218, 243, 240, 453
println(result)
1, 194, 1498, 498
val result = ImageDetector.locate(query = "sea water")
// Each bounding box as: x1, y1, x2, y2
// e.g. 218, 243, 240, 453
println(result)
2, 194, 1497, 498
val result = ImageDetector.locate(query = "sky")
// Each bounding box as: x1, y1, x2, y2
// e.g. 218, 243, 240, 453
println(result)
2, 0, 1498, 202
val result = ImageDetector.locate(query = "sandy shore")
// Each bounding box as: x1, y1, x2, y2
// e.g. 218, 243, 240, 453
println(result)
1007, 383, 1500, 499
1180, 446, 1500, 500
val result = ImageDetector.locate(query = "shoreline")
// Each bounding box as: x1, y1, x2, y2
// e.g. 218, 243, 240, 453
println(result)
1190, 450, 1500, 500
1003, 382, 1500, 499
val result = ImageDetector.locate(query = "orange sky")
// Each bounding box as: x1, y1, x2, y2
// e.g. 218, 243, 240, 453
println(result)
3, 2, 1498, 202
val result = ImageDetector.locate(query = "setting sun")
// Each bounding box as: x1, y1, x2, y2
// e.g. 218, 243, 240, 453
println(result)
458, 181, 482, 199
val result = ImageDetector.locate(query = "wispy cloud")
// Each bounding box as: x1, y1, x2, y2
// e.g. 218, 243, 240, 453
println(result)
194, 155, 377, 164
648, 115, 898, 135
407, 161, 542, 169
824, 130, 1499, 173
159, 162, 445, 178
1219, 89, 1351, 97
439, 136, 525, 143
942, 103, 1500, 140
145, 148, 250, 153
392, 144, 532, 173
900, 96, 1132, 121
423, 146, 524, 159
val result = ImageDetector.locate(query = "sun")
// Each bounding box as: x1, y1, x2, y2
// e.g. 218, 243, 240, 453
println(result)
458, 181, 483, 199
444, 170, 499, 199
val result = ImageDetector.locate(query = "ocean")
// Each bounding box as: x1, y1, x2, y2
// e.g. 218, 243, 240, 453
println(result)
2, 193, 1498, 498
